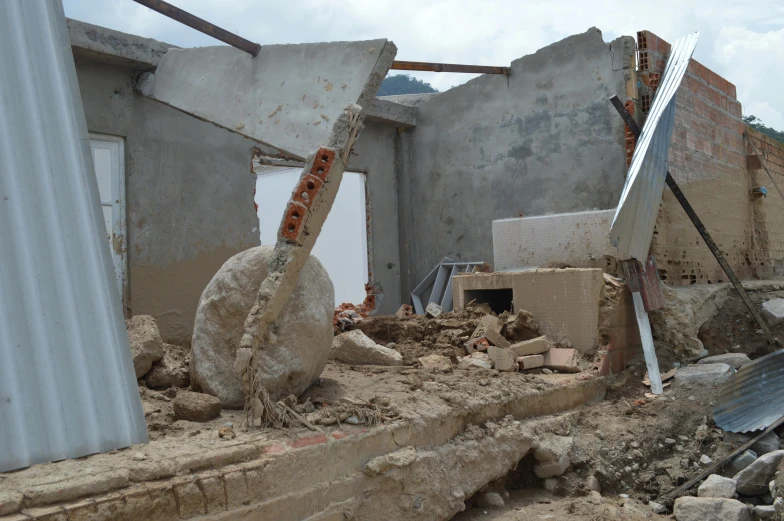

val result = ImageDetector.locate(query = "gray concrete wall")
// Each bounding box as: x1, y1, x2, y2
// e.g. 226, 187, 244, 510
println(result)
74, 56, 260, 345
399, 28, 635, 290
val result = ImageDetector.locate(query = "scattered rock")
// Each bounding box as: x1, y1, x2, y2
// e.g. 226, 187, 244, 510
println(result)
145, 343, 190, 389
126, 315, 164, 378
588, 491, 602, 505
505, 309, 539, 342
542, 478, 559, 493
756, 505, 776, 519
731, 450, 758, 473
761, 298, 784, 326
542, 347, 581, 373
585, 475, 601, 493
753, 432, 781, 455
488, 345, 516, 371
510, 336, 551, 356
533, 436, 572, 478
698, 474, 737, 498
191, 246, 334, 407
648, 500, 667, 514
131, 452, 146, 462
173, 390, 222, 422
665, 438, 677, 445
418, 354, 452, 371
733, 450, 784, 495
425, 302, 443, 318
218, 426, 236, 439
331, 330, 403, 366
475, 491, 504, 508
697, 353, 751, 370
534, 455, 570, 478
700, 454, 713, 466
673, 497, 751, 521
459, 352, 493, 370
674, 363, 734, 385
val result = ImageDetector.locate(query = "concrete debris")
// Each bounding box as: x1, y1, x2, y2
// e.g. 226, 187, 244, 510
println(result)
335, 308, 364, 332
471, 315, 505, 341
698, 474, 737, 498
673, 363, 734, 385
488, 346, 516, 372
542, 348, 581, 373
731, 450, 759, 473
673, 497, 751, 521
700, 454, 713, 465
697, 353, 751, 370
364, 446, 417, 476
458, 352, 493, 370
145, 343, 190, 389
516, 354, 544, 370
648, 500, 667, 514
173, 390, 222, 422
733, 450, 784, 495
395, 304, 414, 319
331, 330, 403, 366
418, 354, 452, 372
484, 327, 511, 348
534, 454, 570, 479
126, 315, 164, 378
465, 336, 490, 354
505, 309, 540, 342
191, 246, 334, 408
761, 298, 784, 326
511, 336, 552, 356
425, 302, 444, 318
533, 435, 572, 478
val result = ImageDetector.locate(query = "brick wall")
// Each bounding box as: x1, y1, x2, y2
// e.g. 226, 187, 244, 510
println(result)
636, 30, 758, 285
746, 126, 784, 276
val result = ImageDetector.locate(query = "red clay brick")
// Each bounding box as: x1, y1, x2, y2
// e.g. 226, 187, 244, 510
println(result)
290, 434, 329, 449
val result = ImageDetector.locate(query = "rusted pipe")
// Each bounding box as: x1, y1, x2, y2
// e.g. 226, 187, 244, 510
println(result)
131, 0, 261, 57
391, 60, 510, 75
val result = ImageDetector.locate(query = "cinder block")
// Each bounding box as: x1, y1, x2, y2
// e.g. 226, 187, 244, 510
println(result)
511, 336, 551, 356
488, 346, 516, 372
464, 337, 490, 354
516, 354, 544, 370
483, 328, 510, 348
542, 348, 581, 373
395, 304, 413, 319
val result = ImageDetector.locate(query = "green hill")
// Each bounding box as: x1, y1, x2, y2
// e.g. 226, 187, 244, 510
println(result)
377, 74, 438, 96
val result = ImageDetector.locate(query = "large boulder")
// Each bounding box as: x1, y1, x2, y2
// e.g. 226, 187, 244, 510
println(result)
698, 474, 737, 498
674, 497, 750, 521
191, 246, 334, 408
733, 450, 784, 495
126, 315, 164, 378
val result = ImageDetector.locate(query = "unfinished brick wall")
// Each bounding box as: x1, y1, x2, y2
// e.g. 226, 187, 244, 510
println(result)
746, 126, 784, 276
637, 31, 757, 285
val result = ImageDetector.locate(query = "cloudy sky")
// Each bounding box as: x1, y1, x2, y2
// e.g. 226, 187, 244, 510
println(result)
63, 0, 784, 129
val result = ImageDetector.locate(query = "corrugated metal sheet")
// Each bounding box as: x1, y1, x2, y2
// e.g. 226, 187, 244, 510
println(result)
0, 0, 147, 472
610, 33, 700, 261
714, 349, 784, 433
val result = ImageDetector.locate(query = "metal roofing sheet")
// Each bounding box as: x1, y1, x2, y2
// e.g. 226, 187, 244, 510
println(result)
0, 0, 147, 472
714, 349, 784, 433
609, 33, 700, 261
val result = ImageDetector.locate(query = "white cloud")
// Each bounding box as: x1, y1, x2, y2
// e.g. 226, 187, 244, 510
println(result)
63, 0, 782, 128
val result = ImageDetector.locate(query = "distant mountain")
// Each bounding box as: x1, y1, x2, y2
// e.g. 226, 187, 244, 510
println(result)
377, 74, 438, 96
744, 115, 784, 144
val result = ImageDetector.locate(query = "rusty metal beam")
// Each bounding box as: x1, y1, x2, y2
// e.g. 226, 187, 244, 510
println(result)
391, 60, 510, 75
131, 0, 261, 57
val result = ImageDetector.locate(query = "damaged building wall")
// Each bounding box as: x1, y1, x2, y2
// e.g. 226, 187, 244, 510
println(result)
745, 126, 784, 277
398, 28, 635, 288
640, 31, 757, 285
71, 24, 261, 346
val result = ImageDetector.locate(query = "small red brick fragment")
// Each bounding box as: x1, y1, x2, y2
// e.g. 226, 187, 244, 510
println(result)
290, 434, 329, 449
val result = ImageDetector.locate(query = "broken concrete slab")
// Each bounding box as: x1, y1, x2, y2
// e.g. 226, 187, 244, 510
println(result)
761, 298, 784, 326
173, 391, 222, 422
542, 348, 581, 373
488, 346, 516, 372
517, 354, 544, 370
697, 353, 751, 370
673, 497, 750, 521
191, 246, 334, 408
459, 352, 493, 370
331, 330, 403, 366
126, 315, 164, 378
698, 474, 737, 498
511, 336, 552, 356
484, 327, 511, 348
674, 363, 734, 385
471, 315, 505, 340
137, 39, 397, 159
733, 450, 784, 495
425, 302, 443, 318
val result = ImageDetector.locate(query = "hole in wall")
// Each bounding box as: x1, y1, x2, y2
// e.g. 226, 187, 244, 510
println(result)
463, 288, 514, 315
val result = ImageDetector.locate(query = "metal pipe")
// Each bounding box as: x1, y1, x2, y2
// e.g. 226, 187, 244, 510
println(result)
609, 95, 776, 346
391, 60, 510, 75
131, 0, 261, 57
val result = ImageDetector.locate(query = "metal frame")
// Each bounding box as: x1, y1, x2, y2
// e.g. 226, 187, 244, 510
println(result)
411, 258, 486, 314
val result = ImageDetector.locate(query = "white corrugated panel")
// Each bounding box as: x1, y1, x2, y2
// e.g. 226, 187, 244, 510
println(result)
0, 0, 147, 472
609, 33, 700, 261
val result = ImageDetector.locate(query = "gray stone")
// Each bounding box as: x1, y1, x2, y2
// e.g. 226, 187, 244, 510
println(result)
173, 390, 221, 422
752, 432, 781, 455
126, 315, 164, 378
698, 474, 737, 498
534, 454, 570, 478
697, 353, 751, 370
756, 505, 776, 519
588, 491, 602, 505
674, 363, 734, 385
732, 450, 758, 473
191, 246, 335, 408
459, 352, 493, 370
700, 454, 714, 466
733, 450, 784, 495
331, 330, 403, 366
761, 298, 784, 326
674, 497, 751, 521
476, 491, 504, 508
145, 343, 190, 389
649, 501, 667, 514
425, 302, 443, 318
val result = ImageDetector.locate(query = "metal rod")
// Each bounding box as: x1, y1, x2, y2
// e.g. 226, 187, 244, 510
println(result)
609, 95, 776, 346
391, 60, 510, 75
131, 0, 261, 57
744, 132, 784, 203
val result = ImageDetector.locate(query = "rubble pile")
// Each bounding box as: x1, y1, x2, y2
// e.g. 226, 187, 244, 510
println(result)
127, 315, 190, 390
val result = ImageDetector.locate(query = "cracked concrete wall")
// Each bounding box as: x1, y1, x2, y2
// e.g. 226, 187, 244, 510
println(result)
73, 56, 260, 346
399, 28, 635, 290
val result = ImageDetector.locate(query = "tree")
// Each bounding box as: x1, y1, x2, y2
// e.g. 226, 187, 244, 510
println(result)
743, 115, 784, 144
377, 74, 438, 96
